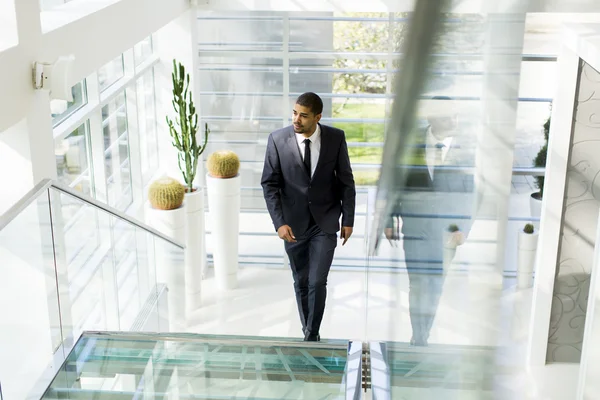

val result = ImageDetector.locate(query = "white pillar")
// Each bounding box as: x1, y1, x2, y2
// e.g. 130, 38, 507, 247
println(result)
468, 8, 527, 352
577, 210, 600, 399
526, 42, 580, 367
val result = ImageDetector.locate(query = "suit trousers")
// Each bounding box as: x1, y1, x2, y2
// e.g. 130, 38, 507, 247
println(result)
284, 223, 337, 336
404, 240, 454, 343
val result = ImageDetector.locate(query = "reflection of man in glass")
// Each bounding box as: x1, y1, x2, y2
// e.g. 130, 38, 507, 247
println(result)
386, 96, 475, 346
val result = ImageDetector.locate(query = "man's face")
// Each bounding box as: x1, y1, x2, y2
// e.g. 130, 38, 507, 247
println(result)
430, 114, 458, 139
293, 103, 321, 135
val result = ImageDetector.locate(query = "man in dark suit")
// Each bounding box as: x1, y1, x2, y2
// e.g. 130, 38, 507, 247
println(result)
261, 92, 356, 341
386, 97, 475, 346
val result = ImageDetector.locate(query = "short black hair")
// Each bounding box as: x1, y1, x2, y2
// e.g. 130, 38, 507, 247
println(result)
296, 92, 323, 115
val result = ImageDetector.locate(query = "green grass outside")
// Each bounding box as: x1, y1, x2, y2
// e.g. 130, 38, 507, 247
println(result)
332, 103, 425, 185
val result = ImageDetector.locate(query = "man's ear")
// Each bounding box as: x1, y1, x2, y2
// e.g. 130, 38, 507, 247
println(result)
316, 113, 322, 123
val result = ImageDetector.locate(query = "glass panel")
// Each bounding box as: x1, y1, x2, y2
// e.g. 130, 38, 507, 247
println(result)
51, 81, 87, 127
364, 2, 529, 396
54, 121, 94, 196
134, 36, 153, 66
136, 70, 159, 184
199, 64, 284, 93
42, 333, 353, 399
198, 13, 284, 51
291, 13, 390, 53
519, 61, 556, 99
514, 101, 551, 168
102, 92, 132, 211
0, 192, 64, 399
39, 0, 76, 11
98, 55, 125, 92
48, 187, 165, 336
369, 341, 517, 399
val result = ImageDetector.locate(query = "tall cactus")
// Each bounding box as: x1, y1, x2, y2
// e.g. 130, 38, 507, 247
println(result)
166, 59, 210, 192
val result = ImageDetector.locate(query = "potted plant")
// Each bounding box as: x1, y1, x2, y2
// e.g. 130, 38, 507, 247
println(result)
144, 176, 188, 323
146, 176, 186, 241
530, 116, 550, 229
517, 223, 538, 289
166, 59, 210, 309
206, 150, 241, 290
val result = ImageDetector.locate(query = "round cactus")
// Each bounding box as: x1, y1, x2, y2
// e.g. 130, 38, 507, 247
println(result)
207, 150, 240, 178
523, 223, 535, 234
148, 177, 185, 210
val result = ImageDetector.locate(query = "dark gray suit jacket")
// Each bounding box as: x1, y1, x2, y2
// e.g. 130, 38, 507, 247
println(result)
388, 128, 475, 262
261, 124, 356, 236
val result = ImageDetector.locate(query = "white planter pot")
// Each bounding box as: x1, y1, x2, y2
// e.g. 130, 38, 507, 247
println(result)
145, 202, 186, 244
145, 202, 186, 328
206, 174, 241, 290
184, 188, 206, 313
530, 193, 542, 230
517, 230, 538, 289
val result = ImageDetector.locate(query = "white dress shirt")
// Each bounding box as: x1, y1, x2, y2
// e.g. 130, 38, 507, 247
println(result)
425, 126, 453, 180
296, 124, 321, 178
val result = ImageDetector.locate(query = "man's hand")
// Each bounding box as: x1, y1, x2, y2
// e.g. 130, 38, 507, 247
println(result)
445, 230, 465, 248
452, 231, 465, 246
278, 225, 296, 243
340, 226, 353, 246
385, 228, 395, 240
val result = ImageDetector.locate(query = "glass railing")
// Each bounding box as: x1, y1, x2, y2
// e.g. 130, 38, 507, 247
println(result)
40, 331, 362, 399
362, 1, 530, 398
0, 180, 184, 399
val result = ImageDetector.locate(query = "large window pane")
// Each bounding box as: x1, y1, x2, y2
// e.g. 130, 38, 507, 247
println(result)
39, 0, 75, 11
136, 71, 159, 184
291, 14, 388, 53
134, 36, 153, 66
514, 101, 551, 168
198, 13, 284, 51
51, 81, 87, 127
54, 122, 93, 196
519, 61, 556, 99
199, 62, 284, 94
98, 55, 125, 93
102, 93, 132, 210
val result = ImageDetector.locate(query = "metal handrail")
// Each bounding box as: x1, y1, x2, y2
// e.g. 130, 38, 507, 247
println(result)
84, 331, 350, 349
0, 179, 184, 249
0, 179, 54, 232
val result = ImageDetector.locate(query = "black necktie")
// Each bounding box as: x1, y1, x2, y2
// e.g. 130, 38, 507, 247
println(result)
303, 139, 311, 176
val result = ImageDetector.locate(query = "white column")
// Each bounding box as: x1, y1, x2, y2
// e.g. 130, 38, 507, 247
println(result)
577, 210, 600, 399
526, 43, 580, 367
468, 5, 526, 355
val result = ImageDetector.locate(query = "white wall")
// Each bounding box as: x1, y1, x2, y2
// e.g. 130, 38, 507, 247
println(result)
528, 23, 600, 366
0, 0, 191, 214
0, 0, 190, 134
0, 120, 35, 215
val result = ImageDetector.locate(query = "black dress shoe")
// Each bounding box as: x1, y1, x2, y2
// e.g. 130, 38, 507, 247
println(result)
304, 332, 320, 342
410, 336, 427, 347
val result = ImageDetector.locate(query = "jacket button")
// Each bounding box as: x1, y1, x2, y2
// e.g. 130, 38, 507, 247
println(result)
309, 201, 312, 204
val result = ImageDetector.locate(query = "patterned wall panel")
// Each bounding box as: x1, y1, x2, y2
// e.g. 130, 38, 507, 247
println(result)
547, 61, 600, 363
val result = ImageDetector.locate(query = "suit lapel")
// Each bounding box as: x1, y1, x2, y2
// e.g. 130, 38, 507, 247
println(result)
286, 126, 309, 178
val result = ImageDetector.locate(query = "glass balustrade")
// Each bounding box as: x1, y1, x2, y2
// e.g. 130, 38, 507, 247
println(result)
0, 181, 184, 398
